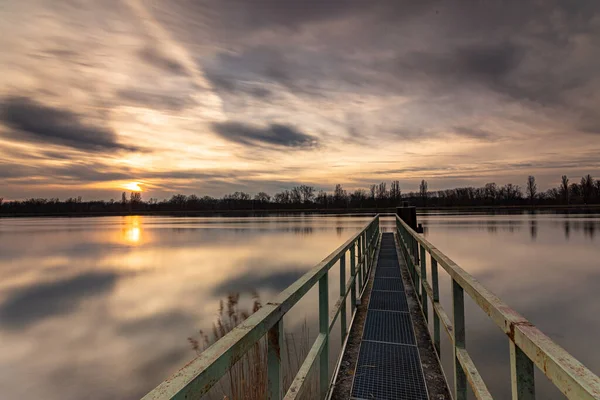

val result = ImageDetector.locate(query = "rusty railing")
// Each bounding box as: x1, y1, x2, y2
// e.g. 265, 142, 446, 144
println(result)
396, 214, 600, 400
142, 215, 380, 400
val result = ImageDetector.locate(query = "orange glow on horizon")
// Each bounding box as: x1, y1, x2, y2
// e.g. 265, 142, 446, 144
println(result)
122, 182, 143, 192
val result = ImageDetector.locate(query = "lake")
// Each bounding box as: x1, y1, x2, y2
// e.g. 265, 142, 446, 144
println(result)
0, 213, 599, 399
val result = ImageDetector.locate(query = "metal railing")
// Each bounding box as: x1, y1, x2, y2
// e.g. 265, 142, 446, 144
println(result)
142, 215, 380, 400
396, 215, 600, 400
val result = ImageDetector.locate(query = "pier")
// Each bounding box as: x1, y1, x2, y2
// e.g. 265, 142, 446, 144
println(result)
142, 212, 600, 400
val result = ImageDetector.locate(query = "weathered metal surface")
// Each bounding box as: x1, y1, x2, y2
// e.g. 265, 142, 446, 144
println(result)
455, 348, 493, 400
510, 340, 535, 399
431, 256, 441, 355
283, 333, 326, 400
142, 216, 379, 400
452, 279, 467, 400
268, 318, 284, 400
350, 245, 357, 313
340, 254, 347, 339
319, 273, 329, 399
420, 244, 428, 321
396, 215, 600, 400
514, 323, 600, 400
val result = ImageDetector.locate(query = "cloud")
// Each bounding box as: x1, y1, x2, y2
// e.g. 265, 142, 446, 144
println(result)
0, 272, 121, 329
138, 45, 188, 76
117, 89, 195, 111
1, 97, 139, 152
453, 126, 494, 140
212, 121, 319, 149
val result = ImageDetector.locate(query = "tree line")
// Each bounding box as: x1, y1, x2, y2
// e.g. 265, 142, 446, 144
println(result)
1, 175, 600, 214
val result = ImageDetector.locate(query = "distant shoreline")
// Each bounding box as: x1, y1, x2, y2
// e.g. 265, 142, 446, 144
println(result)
2, 204, 600, 218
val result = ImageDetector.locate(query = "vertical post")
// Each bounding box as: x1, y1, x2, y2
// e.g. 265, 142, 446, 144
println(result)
420, 244, 428, 322
350, 244, 356, 313
319, 273, 329, 399
340, 252, 347, 340
431, 255, 440, 355
452, 279, 467, 400
357, 235, 363, 291
510, 341, 535, 399
267, 318, 283, 400
362, 231, 367, 283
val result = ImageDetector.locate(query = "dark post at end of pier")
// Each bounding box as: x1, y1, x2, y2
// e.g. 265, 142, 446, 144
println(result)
397, 202, 423, 233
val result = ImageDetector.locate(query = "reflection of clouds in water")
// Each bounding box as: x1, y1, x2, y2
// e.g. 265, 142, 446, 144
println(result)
0, 215, 367, 400
0, 271, 121, 329
424, 213, 600, 399
211, 267, 308, 296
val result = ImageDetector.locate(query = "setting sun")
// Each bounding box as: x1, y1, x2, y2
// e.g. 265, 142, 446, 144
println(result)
123, 182, 143, 192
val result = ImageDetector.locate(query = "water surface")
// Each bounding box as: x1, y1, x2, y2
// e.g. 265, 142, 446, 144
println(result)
1, 213, 599, 400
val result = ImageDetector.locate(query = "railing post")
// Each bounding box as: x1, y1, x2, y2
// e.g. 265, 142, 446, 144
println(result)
268, 318, 283, 400
319, 273, 329, 399
350, 244, 356, 314
420, 244, 428, 322
340, 252, 347, 340
357, 235, 363, 291
361, 229, 369, 285
452, 279, 467, 400
510, 341, 535, 399
431, 255, 440, 355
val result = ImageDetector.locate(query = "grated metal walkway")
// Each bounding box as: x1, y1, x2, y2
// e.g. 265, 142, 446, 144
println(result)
350, 233, 428, 400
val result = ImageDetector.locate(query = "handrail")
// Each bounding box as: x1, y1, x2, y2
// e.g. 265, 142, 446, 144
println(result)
396, 215, 600, 400
142, 215, 381, 400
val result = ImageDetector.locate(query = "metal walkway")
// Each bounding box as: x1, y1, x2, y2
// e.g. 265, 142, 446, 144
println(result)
351, 233, 428, 400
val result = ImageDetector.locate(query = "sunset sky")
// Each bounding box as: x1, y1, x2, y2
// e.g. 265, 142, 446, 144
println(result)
1, 1, 599, 200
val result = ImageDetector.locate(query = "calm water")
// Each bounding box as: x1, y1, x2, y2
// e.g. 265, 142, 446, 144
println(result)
416, 212, 600, 399
0, 213, 599, 399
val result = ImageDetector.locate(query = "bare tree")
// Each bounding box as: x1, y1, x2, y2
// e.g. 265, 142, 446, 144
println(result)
376, 182, 388, 200
390, 180, 401, 202
561, 175, 569, 205
130, 192, 142, 204
299, 185, 315, 203
254, 192, 271, 202
290, 186, 302, 203
334, 184, 347, 206
419, 179, 428, 207
526, 176, 537, 205
369, 184, 376, 201
581, 174, 594, 204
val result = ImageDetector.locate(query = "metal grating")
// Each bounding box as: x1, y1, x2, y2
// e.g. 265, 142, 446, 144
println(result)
351, 341, 428, 400
368, 290, 409, 312
363, 310, 415, 345
375, 267, 401, 278
373, 278, 404, 291
377, 259, 398, 267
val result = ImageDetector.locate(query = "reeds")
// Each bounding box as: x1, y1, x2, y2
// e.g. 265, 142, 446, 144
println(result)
188, 291, 317, 400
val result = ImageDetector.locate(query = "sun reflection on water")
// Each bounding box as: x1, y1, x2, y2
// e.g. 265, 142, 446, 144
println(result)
122, 216, 142, 245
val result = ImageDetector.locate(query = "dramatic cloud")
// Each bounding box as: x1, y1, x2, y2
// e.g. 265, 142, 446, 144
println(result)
1, 97, 139, 152
0, 1, 599, 198
212, 121, 318, 149
137, 45, 188, 76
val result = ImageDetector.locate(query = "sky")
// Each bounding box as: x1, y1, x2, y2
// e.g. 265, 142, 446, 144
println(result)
1, 0, 600, 200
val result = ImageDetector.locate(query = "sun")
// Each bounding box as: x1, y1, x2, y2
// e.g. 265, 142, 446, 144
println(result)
123, 181, 143, 192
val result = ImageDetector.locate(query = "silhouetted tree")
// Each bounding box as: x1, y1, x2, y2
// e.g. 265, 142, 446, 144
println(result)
581, 175, 594, 204
334, 184, 347, 207
419, 180, 428, 206
390, 180, 401, 203
254, 192, 271, 202
369, 184, 376, 204
299, 185, 315, 204
561, 175, 569, 205
526, 176, 537, 205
